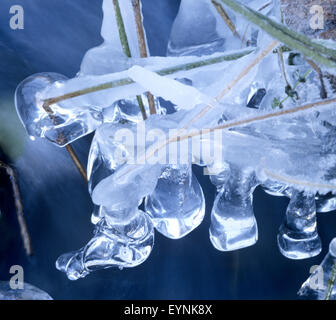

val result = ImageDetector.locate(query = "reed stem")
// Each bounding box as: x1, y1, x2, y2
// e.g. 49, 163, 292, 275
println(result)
0, 161, 33, 256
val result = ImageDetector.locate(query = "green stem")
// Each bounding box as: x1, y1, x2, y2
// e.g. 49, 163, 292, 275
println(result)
219, 0, 336, 68
279, 69, 312, 105
113, 0, 147, 119
324, 259, 336, 300
43, 49, 253, 107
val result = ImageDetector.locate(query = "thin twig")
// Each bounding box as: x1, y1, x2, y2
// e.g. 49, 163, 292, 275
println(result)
65, 145, 87, 182
113, 0, 148, 119
324, 259, 336, 300
132, 0, 156, 115
278, 45, 290, 88
118, 41, 278, 178
42, 49, 253, 107
306, 59, 328, 99
211, 0, 240, 39
0, 161, 33, 256
40, 76, 88, 183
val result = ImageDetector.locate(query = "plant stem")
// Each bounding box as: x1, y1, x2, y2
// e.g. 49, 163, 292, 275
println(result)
324, 259, 336, 300
306, 59, 327, 99
0, 161, 33, 256
211, 0, 240, 39
131, 0, 157, 115
112, 0, 132, 57
43, 49, 253, 107
113, 0, 148, 119
279, 68, 312, 105
42, 101, 87, 182
65, 145, 88, 182
219, 0, 336, 68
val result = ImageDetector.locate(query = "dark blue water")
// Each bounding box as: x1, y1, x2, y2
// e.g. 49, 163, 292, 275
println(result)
0, 0, 335, 300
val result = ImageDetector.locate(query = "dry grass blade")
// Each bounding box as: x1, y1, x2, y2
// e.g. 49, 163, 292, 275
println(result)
0, 161, 33, 256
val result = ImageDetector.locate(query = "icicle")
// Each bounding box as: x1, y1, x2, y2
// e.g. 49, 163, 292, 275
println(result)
209, 165, 259, 251
277, 190, 321, 259
145, 164, 205, 239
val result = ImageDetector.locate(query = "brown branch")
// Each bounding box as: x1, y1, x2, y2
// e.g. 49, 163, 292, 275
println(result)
0, 161, 33, 256
211, 0, 240, 39
41, 103, 88, 183
306, 59, 328, 99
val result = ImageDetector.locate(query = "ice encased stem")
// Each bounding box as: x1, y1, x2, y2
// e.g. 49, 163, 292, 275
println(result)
145, 164, 205, 239
14, 73, 103, 146
209, 166, 258, 251
298, 238, 336, 300
277, 190, 321, 259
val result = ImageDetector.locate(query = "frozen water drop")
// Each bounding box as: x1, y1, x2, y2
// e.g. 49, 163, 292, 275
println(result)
15, 73, 103, 146
145, 164, 205, 239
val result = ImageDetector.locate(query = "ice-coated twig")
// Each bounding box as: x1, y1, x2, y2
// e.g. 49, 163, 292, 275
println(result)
65, 145, 87, 182
42, 49, 253, 108
0, 161, 33, 256
306, 59, 328, 99
131, 0, 156, 115
324, 259, 336, 300
211, 0, 240, 39
112, 0, 148, 119
219, 0, 336, 68
129, 97, 336, 188
112, 0, 132, 57
42, 100, 88, 182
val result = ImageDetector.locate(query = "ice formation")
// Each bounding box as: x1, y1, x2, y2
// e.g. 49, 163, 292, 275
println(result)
13, 0, 336, 298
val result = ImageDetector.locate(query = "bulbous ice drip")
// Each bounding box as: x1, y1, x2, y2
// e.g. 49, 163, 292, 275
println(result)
209, 166, 258, 251
15, 73, 104, 146
277, 190, 322, 260
298, 238, 336, 300
56, 207, 154, 280
145, 164, 205, 239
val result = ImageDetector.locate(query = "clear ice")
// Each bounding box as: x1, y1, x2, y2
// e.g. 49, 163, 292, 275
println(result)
209, 165, 258, 251
299, 238, 336, 300
56, 207, 154, 280
145, 164, 205, 239
277, 190, 322, 259
14, 73, 103, 146
12, 0, 336, 282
